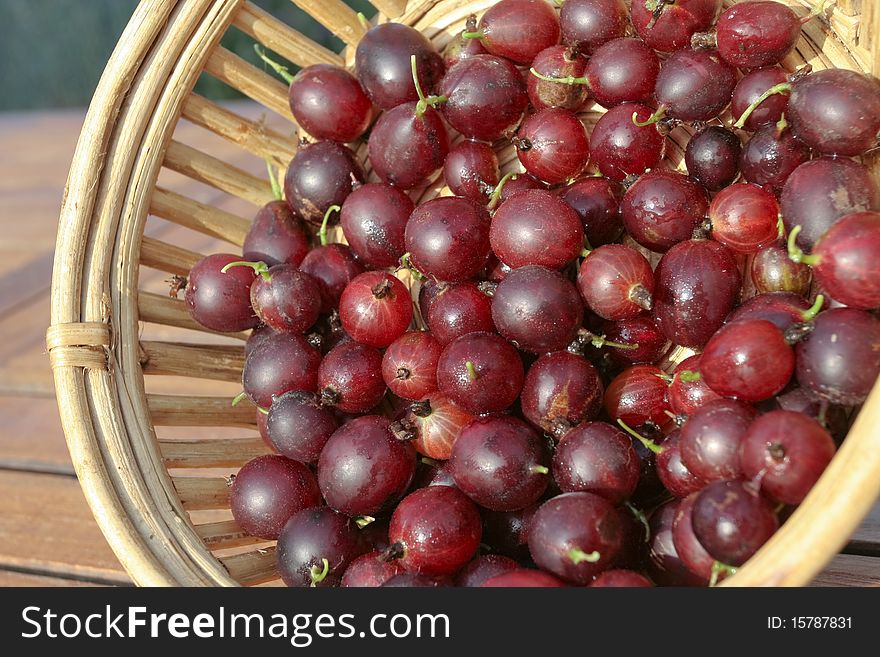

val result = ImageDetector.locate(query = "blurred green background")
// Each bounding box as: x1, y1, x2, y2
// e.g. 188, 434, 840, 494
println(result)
0, 0, 376, 111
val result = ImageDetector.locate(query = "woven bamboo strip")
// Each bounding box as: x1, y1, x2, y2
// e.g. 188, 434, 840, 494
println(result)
195, 519, 264, 550
150, 186, 250, 246
220, 547, 278, 586
204, 46, 294, 121
163, 140, 275, 207
370, 0, 408, 18
233, 1, 343, 68
140, 341, 245, 381
290, 0, 366, 48
140, 236, 202, 276
160, 437, 270, 467
181, 93, 297, 164
138, 291, 250, 341
174, 477, 232, 509
148, 394, 256, 427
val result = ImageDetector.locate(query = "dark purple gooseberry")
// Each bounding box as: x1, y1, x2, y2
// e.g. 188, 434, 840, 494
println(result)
796, 308, 880, 406
708, 183, 779, 254
456, 554, 520, 587
468, 0, 561, 64
775, 387, 848, 444
340, 183, 413, 269
552, 421, 640, 504
560, 0, 628, 54
679, 398, 757, 483
443, 15, 488, 69
731, 67, 790, 131
691, 480, 779, 567
440, 54, 529, 142
560, 177, 624, 246
490, 189, 584, 270
481, 570, 566, 587
601, 315, 669, 366
355, 22, 444, 111
424, 282, 495, 346
668, 354, 723, 416
299, 243, 365, 313
338, 271, 413, 349
521, 351, 604, 437
648, 48, 737, 123
528, 45, 590, 112
685, 127, 741, 192
449, 415, 549, 512
751, 241, 812, 296
243, 332, 321, 408
585, 37, 660, 108
481, 505, 538, 561
647, 500, 707, 587
284, 140, 364, 226
443, 140, 500, 204
266, 390, 339, 464
740, 122, 811, 195
491, 265, 584, 354
589, 570, 653, 587
436, 331, 524, 414
631, 0, 721, 53
740, 410, 836, 506
317, 415, 416, 517
655, 430, 704, 499
243, 201, 309, 268
184, 253, 258, 332
289, 64, 373, 143
528, 492, 624, 584
604, 364, 671, 428
277, 506, 368, 587
653, 239, 741, 349
621, 171, 709, 253
240, 263, 321, 334
590, 104, 665, 182
577, 244, 654, 321
726, 292, 817, 331
781, 157, 880, 253
230, 455, 320, 540
714, 1, 812, 69
404, 196, 491, 282
671, 493, 714, 584
341, 550, 403, 588
381, 331, 441, 401
515, 108, 590, 185
317, 341, 386, 414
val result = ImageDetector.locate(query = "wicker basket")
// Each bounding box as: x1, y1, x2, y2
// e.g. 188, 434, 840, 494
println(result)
47, 0, 880, 586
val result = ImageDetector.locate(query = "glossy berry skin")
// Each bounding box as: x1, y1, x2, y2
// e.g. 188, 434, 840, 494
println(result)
731, 67, 789, 131
781, 158, 880, 252
317, 341, 385, 414
277, 507, 368, 587
318, 415, 416, 517
679, 399, 757, 483
602, 315, 669, 366
388, 486, 482, 577
559, 0, 627, 54
490, 189, 584, 270
243, 332, 321, 408
440, 55, 529, 141
715, 1, 804, 69
521, 351, 604, 437
691, 480, 779, 566
578, 244, 654, 321
589, 570, 653, 588
709, 184, 779, 255
552, 421, 640, 504
442, 140, 500, 204
404, 196, 491, 282
436, 331, 524, 414
656, 430, 704, 499
671, 493, 714, 583
424, 282, 495, 346
184, 254, 258, 332
299, 244, 365, 313
653, 239, 741, 349
339, 271, 412, 349
590, 104, 665, 182
587, 38, 660, 109
740, 411, 836, 506
243, 201, 309, 268
740, 123, 811, 195
788, 69, 880, 156
397, 392, 475, 460
726, 292, 812, 332
668, 354, 723, 415
561, 177, 624, 247
249, 265, 321, 334
647, 500, 706, 587
449, 416, 549, 512
368, 102, 449, 190
481, 570, 566, 587
751, 242, 812, 296
516, 108, 590, 185
355, 22, 444, 111
528, 492, 624, 584
230, 455, 320, 540
528, 45, 590, 112
796, 308, 880, 406
381, 332, 441, 401
289, 64, 372, 143
456, 555, 520, 587
631, 0, 720, 53
811, 212, 880, 310
474, 0, 561, 64
604, 364, 671, 428
266, 391, 338, 464
622, 171, 709, 253
341, 550, 403, 588
284, 141, 364, 226
492, 266, 584, 354
340, 183, 413, 269
685, 127, 741, 192
654, 49, 737, 122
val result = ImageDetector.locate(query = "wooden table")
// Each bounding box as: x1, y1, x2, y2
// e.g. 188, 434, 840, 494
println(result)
1, 107, 878, 587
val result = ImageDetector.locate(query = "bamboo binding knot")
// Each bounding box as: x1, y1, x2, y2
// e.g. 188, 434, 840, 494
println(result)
46, 322, 112, 370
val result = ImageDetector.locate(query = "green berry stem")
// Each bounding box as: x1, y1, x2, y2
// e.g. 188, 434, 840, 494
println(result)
357, 12, 370, 29
529, 67, 589, 86
590, 333, 640, 351
253, 44, 294, 85
529, 465, 550, 475
786, 225, 821, 266
461, 30, 484, 40
625, 501, 651, 543
411, 54, 447, 117
221, 260, 271, 281
678, 370, 702, 382
309, 558, 331, 587
632, 105, 666, 127
266, 158, 283, 201
802, 294, 825, 322
733, 82, 793, 129
709, 561, 737, 587
465, 361, 479, 381
355, 516, 375, 529
231, 391, 248, 407
318, 205, 341, 247
568, 548, 601, 565
616, 418, 663, 454
487, 171, 518, 210
776, 214, 786, 240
